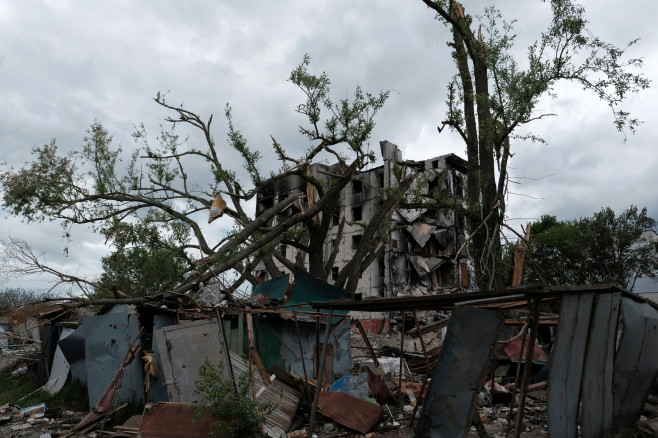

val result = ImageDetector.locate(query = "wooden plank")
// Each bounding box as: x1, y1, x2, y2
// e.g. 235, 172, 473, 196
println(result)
547, 293, 594, 438
245, 307, 271, 385
415, 307, 503, 438
580, 292, 620, 438
613, 298, 658, 428
237, 310, 244, 355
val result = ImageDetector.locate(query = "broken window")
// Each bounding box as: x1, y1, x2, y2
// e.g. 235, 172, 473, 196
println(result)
332, 266, 339, 281
352, 234, 362, 250
454, 174, 464, 197
432, 160, 439, 169
392, 239, 398, 249
279, 244, 287, 256
378, 172, 384, 188
428, 177, 439, 197
352, 206, 362, 221
379, 259, 385, 277
352, 180, 363, 194
332, 214, 340, 227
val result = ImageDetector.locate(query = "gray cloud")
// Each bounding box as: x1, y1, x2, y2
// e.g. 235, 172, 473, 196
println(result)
1, 0, 656, 291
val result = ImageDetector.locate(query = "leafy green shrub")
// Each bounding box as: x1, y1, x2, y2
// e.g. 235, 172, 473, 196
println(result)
192, 358, 274, 438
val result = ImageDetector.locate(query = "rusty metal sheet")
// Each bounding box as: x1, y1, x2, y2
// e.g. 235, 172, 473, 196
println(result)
547, 293, 594, 438
416, 307, 503, 438
317, 391, 383, 434
613, 297, 658, 428
580, 292, 620, 438
140, 403, 215, 438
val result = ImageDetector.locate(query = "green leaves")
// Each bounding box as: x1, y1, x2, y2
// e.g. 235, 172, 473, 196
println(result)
192, 359, 273, 438
289, 54, 389, 158
526, 206, 658, 290
0, 140, 77, 222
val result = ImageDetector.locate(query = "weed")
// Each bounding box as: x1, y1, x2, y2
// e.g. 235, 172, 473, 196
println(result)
192, 358, 274, 438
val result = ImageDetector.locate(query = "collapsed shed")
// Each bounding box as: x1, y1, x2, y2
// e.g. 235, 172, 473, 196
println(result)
37, 271, 354, 434
312, 284, 658, 438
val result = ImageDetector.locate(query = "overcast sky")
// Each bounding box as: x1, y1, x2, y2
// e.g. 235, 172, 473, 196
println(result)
1, 0, 656, 293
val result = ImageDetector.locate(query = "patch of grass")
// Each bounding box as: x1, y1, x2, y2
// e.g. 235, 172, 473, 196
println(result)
0, 365, 89, 411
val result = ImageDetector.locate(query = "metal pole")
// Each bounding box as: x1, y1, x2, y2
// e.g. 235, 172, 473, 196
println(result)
506, 318, 529, 438
355, 319, 380, 368
409, 310, 431, 428
308, 309, 333, 438
215, 308, 237, 395
293, 313, 312, 402
514, 299, 541, 438
398, 312, 406, 409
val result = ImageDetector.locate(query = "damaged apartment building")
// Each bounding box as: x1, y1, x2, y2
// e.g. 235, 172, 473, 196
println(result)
255, 140, 474, 330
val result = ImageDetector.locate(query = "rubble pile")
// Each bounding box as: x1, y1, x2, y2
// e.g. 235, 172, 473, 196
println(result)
0, 282, 657, 437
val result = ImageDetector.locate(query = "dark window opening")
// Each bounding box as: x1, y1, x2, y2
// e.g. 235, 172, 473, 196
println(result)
352, 234, 362, 250
332, 214, 340, 227
279, 244, 287, 255
352, 180, 363, 194
409, 266, 420, 285
379, 260, 385, 277
378, 173, 385, 188
332, 266, 339, 281
428, 177, 439, 197
352, 206, 362, 221
454, 175, 464, 197
392, 239, 398, 249
432, 160, 440, 169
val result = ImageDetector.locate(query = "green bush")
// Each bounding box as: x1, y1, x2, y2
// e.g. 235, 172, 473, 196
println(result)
192, 358, 273, 438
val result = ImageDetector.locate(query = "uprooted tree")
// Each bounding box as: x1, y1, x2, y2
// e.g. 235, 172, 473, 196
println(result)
419, 0, 649, 290
1, 56, 426, 298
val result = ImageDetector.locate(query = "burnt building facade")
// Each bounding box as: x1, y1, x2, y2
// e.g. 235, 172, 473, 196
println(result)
255, 140, 474, 331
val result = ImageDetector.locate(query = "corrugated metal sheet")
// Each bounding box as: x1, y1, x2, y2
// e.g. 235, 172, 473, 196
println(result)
416, 307, 503, 438
252, 273, 290, 301
286, 271, 350, 322
613, 297, 658, 428
580, 292, 620, 438
547, 293, 594, 438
